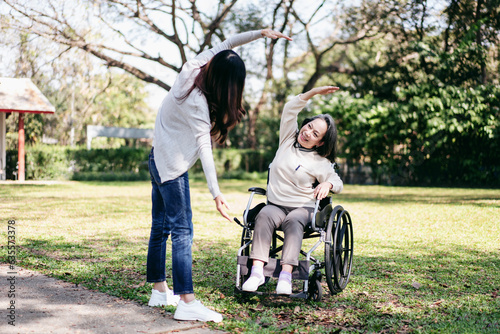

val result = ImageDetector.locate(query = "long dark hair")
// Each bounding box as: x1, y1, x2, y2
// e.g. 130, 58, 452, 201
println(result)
299, 114, 338, 163
181, 50, 246, 144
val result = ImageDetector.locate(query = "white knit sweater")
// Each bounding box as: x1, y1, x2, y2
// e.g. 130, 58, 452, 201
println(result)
267, 95, 344, 208
152, 30, 262, 199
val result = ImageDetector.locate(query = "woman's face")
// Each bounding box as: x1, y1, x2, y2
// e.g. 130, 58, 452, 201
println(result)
297, 118, 327, 149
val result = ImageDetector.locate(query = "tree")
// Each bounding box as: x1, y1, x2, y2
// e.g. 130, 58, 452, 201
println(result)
1, 31, 154, 146
319, 0, 500, 186
1, 0, 408, 148
2, 0, 241, 91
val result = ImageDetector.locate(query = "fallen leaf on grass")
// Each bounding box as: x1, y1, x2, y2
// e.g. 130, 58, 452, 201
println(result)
429, 299, 444, 308
249, 304, 263, 311
238, 311, 250, 318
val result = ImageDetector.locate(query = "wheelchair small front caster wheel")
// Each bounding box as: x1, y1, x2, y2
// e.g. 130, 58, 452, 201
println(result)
308, 278, 323, 301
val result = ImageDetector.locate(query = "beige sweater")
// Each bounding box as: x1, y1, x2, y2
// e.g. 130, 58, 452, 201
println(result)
267, 95, 343, 208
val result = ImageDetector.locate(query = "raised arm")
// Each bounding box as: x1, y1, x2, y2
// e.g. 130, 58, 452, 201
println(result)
194, 29, 292, 67
299, 86, 340, 101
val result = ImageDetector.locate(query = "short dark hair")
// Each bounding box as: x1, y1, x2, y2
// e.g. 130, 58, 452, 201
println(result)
182, 50, 246, 144
300, 114, 338, 163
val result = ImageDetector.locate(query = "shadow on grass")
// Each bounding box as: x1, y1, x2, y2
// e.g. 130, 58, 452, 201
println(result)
339, 192, 500, 207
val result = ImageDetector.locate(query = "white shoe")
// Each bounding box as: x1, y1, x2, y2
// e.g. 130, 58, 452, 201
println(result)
174, 300, 223, 323
148, 289, 180, 307
242, 274, 265, 292
276, 279, 292, 295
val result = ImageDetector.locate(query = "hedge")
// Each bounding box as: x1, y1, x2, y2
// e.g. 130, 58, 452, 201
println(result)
5, 145, 274, 181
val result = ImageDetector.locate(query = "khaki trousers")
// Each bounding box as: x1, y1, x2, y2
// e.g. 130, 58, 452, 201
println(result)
250, 203, 314, 267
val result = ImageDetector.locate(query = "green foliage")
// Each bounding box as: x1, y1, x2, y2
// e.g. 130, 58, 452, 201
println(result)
71, 171, 150, 182
6, 144, 71, 180
188, 148, 275, 177
437, 21, 489, 87
5, 145, 150, 181
69, 147, 151, 181
69, 147, 150, 173
321, 84, 500, 187
5, 145, 275, 181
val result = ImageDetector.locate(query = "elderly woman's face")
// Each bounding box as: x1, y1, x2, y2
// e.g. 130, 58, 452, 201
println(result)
297, 118, 327, 149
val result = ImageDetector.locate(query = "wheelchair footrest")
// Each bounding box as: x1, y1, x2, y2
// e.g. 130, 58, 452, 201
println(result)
237, 256, 310, 280
234, 287, 309, 299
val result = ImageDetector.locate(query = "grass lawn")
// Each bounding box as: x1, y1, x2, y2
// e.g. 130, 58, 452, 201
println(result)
1, 180, 499, 333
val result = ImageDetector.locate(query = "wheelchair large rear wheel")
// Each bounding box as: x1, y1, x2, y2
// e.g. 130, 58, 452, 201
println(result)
325, 206, 353, 295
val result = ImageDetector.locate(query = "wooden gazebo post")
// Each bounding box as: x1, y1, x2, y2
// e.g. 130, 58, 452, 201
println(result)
0, 78, 55, 181
18, 113, 25, 181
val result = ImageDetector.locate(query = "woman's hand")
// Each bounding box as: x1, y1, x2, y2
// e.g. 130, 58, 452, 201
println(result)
300, 86, 340, 101
314, 182, 333, 200
214, 194, 232, 221
261, 29, 293, 41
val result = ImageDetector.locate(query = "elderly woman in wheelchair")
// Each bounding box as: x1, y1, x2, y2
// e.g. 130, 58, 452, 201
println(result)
235, 86, 353, 299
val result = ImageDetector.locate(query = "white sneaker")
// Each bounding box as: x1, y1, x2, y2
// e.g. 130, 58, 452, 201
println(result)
242, 274, 265, 292
148, 289, 180, 307
276, 279, 292, 295
174, 300, 223, 323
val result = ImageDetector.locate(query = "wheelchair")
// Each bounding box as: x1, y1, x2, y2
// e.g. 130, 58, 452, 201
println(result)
233, 183, 353, 301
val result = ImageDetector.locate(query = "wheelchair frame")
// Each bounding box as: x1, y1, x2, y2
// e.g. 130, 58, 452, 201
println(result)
234, 186, 354, 301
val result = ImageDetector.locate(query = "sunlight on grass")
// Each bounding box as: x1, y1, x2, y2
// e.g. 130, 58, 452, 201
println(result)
1, 180, 499, 333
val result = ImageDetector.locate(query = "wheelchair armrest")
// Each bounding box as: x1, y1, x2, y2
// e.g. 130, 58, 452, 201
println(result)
248, 187, 266, 196
314, 204, 333, 229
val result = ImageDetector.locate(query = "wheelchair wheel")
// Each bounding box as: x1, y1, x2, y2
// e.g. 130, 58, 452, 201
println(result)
308, 271, 323, 301
325, 207, 353, 295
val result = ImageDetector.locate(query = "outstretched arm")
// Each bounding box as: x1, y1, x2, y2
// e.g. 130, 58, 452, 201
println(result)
299, 86, 340, 101
195, 29, 292, 66
261, 29, 293, 41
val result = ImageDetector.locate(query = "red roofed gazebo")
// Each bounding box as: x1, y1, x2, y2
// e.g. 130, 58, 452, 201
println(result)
0, 78, 55, 181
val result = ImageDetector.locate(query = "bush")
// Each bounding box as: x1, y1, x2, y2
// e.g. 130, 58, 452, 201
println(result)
68, 147, 150, 173
5, 145, 274, 181
321, 84, 500, 187
6, 145, 71, 180
190, 148, 275, 175
71, 171, 150, 182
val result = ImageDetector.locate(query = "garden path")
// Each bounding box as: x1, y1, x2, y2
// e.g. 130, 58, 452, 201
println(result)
1, 264, 225, 334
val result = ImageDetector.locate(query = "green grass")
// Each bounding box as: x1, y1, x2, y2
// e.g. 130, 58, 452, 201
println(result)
1, 180, 499, 333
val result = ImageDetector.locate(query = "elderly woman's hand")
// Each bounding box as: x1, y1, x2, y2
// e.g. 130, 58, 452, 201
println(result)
314, 182, 333, 200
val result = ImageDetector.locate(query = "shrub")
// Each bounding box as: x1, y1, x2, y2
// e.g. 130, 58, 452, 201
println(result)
5, 145, 274, 181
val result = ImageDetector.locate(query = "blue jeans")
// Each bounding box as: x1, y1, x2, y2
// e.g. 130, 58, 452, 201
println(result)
147, 148, 194, 295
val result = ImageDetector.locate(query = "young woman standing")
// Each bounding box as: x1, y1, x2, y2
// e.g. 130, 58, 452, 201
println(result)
147, 29, 292, 322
